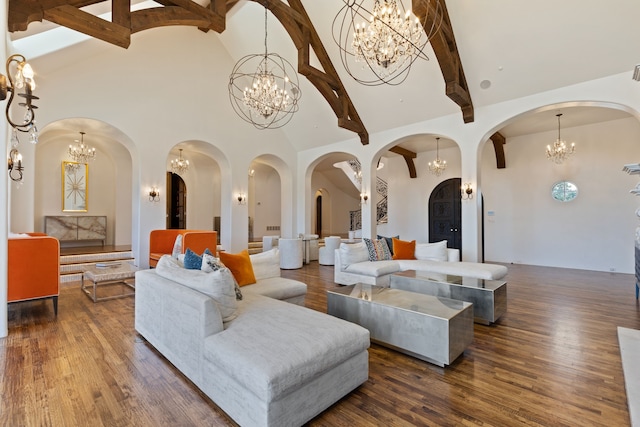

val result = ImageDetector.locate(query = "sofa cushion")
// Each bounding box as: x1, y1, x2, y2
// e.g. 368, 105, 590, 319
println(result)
250, 248, 281, 281
219, 250, 257, 286
377, 235, 399, 255
345, 260, 400, 277
155, 255, 238, 321
338, 242, 369, 269
204, 293, 369, 402
364, 238, 392, 261
414, 240, 448, 262
392, 238, 416, 260
241, 276, 306, 301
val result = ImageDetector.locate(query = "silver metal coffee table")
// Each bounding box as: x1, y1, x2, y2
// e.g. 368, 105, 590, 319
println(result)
327, 283, 473, 367
82, 262, 138, 302
390, 270, 507, 325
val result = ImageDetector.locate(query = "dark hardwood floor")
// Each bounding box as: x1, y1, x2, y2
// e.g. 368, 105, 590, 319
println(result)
1, 262, 638, 426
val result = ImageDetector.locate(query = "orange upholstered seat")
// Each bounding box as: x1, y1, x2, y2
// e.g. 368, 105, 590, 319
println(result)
149, 229, 218, 267
8, 233, 60, 315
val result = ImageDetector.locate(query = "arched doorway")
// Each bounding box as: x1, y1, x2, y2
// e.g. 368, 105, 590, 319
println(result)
167, 172, 187, 229
429, 178, 461, 251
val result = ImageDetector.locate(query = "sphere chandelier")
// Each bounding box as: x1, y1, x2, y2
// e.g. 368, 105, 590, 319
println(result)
228, 1, 301, 129
332, 0, 443, 86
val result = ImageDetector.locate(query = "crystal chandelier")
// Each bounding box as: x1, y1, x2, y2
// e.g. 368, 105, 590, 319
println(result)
333, 0, 442, 85
546, 113, 575, 164
68, 131, 96, 164
228, 1, 301, 129
171, 149, 189, 175
428, 137, 447, 176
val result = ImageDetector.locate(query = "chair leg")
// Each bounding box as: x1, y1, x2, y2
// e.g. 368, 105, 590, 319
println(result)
52, 296, 58, 316
636, 282, 639, 300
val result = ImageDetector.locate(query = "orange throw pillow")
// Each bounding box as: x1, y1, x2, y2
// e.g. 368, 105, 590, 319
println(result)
219, 249, 256, 286
392, 238, 416, 260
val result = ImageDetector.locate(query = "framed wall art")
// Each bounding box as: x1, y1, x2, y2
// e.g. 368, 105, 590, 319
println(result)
62, 161, 88, 212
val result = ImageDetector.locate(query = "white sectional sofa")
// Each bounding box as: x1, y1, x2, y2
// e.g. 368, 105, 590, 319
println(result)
135, 249, 370, 427
334, 240, 508, 286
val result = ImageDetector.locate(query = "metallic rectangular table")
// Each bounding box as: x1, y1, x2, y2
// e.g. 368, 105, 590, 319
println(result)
390, 270, 507, 325
327, 284, 473, 367
82, 262, 138, 302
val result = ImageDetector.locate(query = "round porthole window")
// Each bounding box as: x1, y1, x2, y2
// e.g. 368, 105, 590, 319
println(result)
551, 181, 578, 202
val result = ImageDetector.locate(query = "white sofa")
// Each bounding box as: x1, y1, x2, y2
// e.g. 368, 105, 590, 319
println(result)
135, 249, 370, 427
334, 240, 508, 286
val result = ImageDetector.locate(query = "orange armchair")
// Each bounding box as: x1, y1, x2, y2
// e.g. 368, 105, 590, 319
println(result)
149, 230, 218, 267
8, 234, 60, 315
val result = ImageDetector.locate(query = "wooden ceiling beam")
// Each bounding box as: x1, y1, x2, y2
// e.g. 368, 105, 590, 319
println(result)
44, 5, 131, 48
389, 146, 417, 178
490, 131, 506, 169
413, 0, 474, 123
8, 0, 369, 144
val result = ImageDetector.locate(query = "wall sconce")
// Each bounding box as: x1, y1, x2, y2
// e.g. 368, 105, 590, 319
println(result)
148, 186, 160, 202
7, 148, 23, 182
1, 54, 39, 142
360, 193, 369, 204
237, 193, 247, 205
461, 183, 474, 200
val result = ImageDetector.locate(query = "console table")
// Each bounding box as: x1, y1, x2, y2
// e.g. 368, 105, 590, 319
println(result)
45, 215, 106, 244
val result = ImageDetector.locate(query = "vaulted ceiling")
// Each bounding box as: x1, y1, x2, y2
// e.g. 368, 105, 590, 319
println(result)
7, 1, 640, 157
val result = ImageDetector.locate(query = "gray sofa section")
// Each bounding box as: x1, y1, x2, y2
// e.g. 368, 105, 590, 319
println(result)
135, 266, 370, 427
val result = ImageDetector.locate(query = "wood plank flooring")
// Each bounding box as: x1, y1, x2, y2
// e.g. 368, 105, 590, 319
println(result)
1, 262, 638, 426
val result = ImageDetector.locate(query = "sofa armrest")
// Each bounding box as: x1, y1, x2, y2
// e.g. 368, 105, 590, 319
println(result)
135, 269, 224, 387
448, 248, 460, 262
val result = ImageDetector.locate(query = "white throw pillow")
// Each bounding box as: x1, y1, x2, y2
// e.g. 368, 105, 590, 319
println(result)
339, 242, 369, 268
250, 248, 281, 281
155, 255, 237, 322
414, 240, 448, 262
171, 234, 183, 259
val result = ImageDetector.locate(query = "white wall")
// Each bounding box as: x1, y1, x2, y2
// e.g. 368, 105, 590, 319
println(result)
378, 145, 461, 242
250, 166, 281, 239
311, 171, 360, 236
482, 117, 640, 273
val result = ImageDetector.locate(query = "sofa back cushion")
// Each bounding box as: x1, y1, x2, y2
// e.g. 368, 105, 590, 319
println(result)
155, 255, 237, 322
250, 248, 281, 281
415, 240, 448, 262
339, 242, 369, 269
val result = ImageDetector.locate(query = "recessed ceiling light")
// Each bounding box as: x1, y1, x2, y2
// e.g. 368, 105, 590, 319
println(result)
480, 80, 491, 89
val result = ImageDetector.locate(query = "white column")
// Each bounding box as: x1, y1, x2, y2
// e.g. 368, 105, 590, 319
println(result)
459, 139, 482, 263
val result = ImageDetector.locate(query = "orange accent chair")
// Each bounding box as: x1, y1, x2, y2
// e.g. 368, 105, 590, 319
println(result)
149, 230, 218, 267
8, 233, 60, 315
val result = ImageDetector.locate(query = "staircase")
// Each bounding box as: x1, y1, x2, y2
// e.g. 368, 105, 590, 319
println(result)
60, 248, 134, 283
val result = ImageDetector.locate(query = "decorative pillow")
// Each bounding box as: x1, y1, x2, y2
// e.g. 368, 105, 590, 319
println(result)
155, 255, 237, 321
415, 240, 448, 262
171, 234, 183, 259
364, 238, 392, 261
183, 247, 212, 270
338, 242, 369, 268
202, 253, 243, 300
377, 235, 399, 255
250, 248, 281, 281
392, 238, 416, 260
219, 249, 257, 286
201, 253, 225, 272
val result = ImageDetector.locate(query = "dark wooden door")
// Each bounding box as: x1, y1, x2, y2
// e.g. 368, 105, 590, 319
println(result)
166, 172, 187, 229
429, 178, 461, 250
